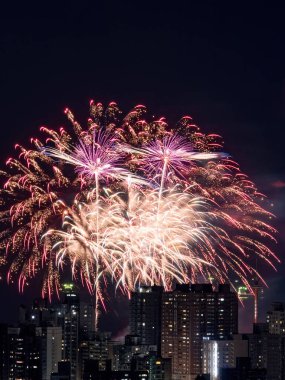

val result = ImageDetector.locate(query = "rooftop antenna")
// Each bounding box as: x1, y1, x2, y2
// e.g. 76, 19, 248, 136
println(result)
252, 258, 263, 324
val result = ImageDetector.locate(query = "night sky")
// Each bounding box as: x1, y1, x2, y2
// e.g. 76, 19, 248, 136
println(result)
0, 1, 285, 334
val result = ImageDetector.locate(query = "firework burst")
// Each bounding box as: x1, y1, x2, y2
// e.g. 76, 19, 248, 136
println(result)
124, 134, 228, 193
48, 188, 224, 305
0, 101, 279, 330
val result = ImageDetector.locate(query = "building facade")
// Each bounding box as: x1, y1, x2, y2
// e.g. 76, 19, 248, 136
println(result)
41, 326, 62, 380
130, 286, 163, 348
202, 335, 248, 379
161, 284, 238, 380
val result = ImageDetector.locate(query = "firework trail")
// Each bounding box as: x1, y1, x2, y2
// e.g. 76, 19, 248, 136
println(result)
0, 101, 279, 330
43, 128, 148, 329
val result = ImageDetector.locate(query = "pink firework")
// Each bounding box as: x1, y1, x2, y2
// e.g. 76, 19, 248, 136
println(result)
125, 134, 228, 192
44, 129, 130, 186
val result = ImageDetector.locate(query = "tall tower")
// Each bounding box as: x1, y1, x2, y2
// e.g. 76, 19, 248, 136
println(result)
80, 301, 95, 339
41, 326, 62, 380
59, 283, 80, 380
252, 276, 263, 324
216, 284, 239, 339
161, 284, 192, 378
237, 276, 264, 325
161, 283, 238, 380
129, 285, 163, 348
6, 326, 41, 380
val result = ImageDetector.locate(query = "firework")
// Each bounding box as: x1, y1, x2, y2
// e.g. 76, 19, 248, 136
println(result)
0, 101, 278, 331
0, 141, 73, 299
43, 127, 149, 328
123, 134, 228, 195
48, 188, 225, 324
0, 102, 150, 300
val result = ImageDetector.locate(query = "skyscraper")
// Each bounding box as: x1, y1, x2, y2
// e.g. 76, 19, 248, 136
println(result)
130, 285, 163, 348
161, 283, 192, 379
41, 326, 62, 380
215, 284, 239, 340
59, 282, 80, 380
80, 301, 95, 339
161, 283, 238, 380
6, 325, 41, 380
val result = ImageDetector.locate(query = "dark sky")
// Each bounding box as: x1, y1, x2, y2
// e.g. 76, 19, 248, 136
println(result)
0, 1, 285, 333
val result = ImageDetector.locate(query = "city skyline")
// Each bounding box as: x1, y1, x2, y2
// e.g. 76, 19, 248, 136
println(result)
0, 279, 278, 334
1, 3, 285, 331
0, 98, 278, 337
0, 2, 284, 379
1, 281, 285, 379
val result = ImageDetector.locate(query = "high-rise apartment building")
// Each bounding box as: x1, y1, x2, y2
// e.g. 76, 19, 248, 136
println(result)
41, 326, 62, 380
161, 283, 238, 380
5, 325, 41, 380
130, 285, 163, 348
161, 283, 192, 379
80, 301, 95, 339
59, 282, 80, 380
